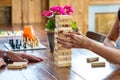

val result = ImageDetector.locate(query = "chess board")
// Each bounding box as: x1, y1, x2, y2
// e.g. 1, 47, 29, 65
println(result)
4, 43, 46, 51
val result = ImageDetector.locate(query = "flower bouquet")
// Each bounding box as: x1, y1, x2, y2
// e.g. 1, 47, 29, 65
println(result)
41, 5, 74, 31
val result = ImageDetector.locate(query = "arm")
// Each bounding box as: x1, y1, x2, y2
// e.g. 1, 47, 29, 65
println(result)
89, 38, 120, 64
57, 10, 120, 64
103, 12, 120, 48
0, 50, 42, 62
57, 33, 120, 64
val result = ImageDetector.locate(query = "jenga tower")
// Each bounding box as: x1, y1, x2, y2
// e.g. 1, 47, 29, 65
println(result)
54, 15, 73, 67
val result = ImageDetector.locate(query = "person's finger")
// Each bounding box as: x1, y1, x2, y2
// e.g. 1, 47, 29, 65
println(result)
0, 58, 3, 62
20, 54, 43, 62
7, 52, 27, 62
3, 61, 6, 65
56, 37, 63, 42
1, 61, 6, 66
58, 39, 73, 47
11, 56, 26, 62
62, 45, 72, 48
57, 38, 66, 44
63, 32, 75, 39
0, 58, 6, 67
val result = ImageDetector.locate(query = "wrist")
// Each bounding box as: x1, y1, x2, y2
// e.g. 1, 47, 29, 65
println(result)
2, 51, 11, 62
86, 38, 95, 50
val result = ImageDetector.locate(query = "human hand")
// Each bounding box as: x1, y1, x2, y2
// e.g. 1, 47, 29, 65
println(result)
7, 51, 43, 62
57, 32, 90, 49
0, 58, 6, 67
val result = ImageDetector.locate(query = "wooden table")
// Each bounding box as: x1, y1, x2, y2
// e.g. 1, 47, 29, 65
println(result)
0, 24, 120, 80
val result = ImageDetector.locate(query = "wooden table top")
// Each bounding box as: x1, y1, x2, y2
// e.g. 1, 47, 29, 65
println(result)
0, 24, 120, 80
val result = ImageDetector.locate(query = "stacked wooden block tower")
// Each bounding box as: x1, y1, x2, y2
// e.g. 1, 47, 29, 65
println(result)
54, 15, 73, 67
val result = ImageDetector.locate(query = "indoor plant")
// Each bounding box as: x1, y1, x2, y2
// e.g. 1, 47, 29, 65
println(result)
41, 5, 74, 52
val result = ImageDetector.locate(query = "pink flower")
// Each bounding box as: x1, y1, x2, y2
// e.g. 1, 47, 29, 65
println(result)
41, 11, 53, 18
41, 5, 74, 30
50, 6, 58, 12
50, 6, 66, 15
64, 5, 74, 15
41, 5, 74, 17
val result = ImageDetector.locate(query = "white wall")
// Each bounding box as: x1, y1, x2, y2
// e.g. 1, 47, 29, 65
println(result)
88, 5, 120, 32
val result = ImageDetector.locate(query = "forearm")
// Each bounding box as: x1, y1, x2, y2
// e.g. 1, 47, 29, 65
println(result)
88, 39, 120, 64
103, 38, 117, 48
0, 50, 5, 58
0, 50, 10, 58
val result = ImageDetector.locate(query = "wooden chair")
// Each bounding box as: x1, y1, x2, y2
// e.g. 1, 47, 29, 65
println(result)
86, 31, 120, 48
86, 31, 106, 43
116, 38, 120, 49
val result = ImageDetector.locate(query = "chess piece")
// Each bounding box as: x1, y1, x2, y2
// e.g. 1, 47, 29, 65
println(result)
15, 39, 18, 48
15, 39, 21, 49
10, 39, 15, 49
9, 39, 12, 45
19, 40, 22, 46
9, 39, 15, 49
23, 42, 27, 48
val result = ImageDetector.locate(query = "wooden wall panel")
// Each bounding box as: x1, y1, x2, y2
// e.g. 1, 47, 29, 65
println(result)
12, 0, 22, 24
34, 0, 41, 23
49, 0, 60, 6
96, 13, 116, 34
0, 0, 11, 6
89, 0, 120, 5
22, 0, 29, 24
28, 0, 35, 23
12, 0, 49, 26
41, 0, 49, 27
83, 0, 88, 34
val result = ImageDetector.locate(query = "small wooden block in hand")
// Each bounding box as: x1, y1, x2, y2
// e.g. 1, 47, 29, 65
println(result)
91, 62, 105, 67
13, 62, 28, 68
87, 57, 99, 62
8, 62, 28, 69
8, 64, 23, 69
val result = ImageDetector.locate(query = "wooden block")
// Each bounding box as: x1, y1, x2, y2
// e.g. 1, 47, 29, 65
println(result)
13, 62, 28, 68
58, 19, 73, 23
55, 60, 71, 65
91, 62, 105, 67
58, 49, 71, 53
58, 22, 72, 25
58, 28, 73, 32
58, 30, 64, 34
54, 55, 71, 59
87, 57, 99, 62
8, 64, 23, 69
56, 63, 71, 67
56, 15, 73, 19
54, 56, 71, 61
54, 50, 71, 56
55, 43, 63, 48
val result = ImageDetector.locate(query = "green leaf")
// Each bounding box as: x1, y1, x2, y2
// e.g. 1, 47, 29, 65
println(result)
46, 19, 56, 31
72, 21, 77, 31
